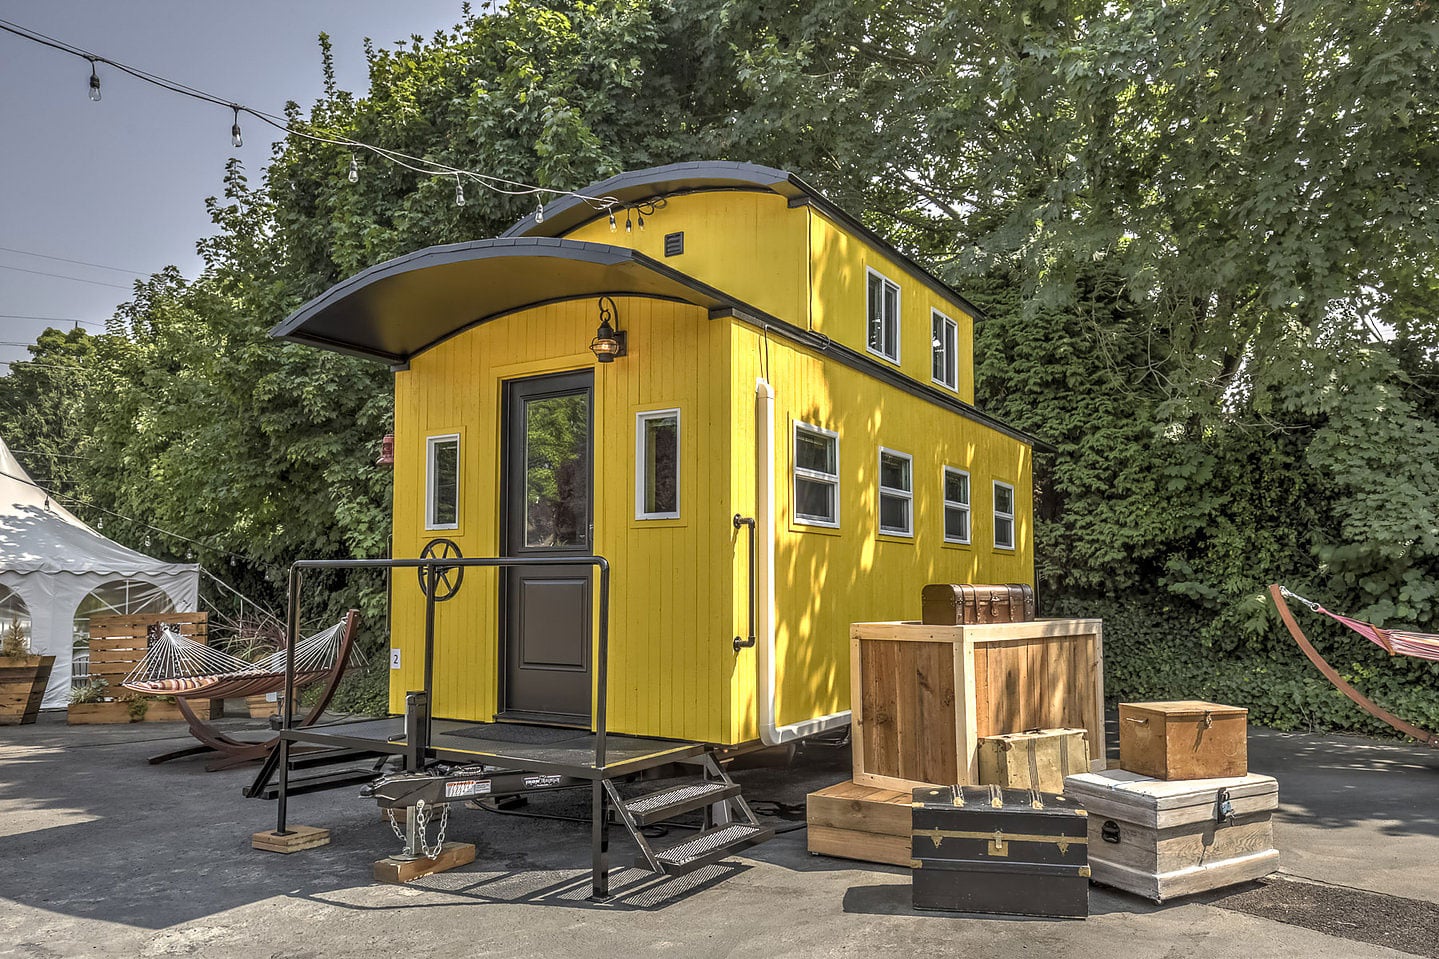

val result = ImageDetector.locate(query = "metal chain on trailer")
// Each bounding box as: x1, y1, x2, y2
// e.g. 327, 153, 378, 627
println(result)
386, 800, 449, 859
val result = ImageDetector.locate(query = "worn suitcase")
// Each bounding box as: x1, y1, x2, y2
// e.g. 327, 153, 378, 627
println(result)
911, 784, 1090, 918
921, 583, 1036, 626
1119, 701, 1248, 780
1064, 769, 1278, 902
978, 728, 1090, 794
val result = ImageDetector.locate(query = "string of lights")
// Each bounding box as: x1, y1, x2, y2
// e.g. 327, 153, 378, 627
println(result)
0, 17, 625, 216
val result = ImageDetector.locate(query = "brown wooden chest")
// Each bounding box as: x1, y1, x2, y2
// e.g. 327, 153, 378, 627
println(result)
922, 584, 1036, 626
1119, 701, 1247, 780
911, 784, 1090, 918
978, 728, 1089, 794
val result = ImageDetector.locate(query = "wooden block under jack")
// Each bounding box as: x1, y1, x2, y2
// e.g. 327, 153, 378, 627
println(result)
252, 825, 330, 853
374, 842, 476, 883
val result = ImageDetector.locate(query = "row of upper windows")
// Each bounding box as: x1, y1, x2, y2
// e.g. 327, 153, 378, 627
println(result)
866, 267, 962, 394
421, 413, 1016, 550
793, 422, 1016, 550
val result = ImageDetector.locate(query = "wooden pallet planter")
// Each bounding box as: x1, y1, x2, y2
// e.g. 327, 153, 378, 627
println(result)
67, 699, 200, 724
850, 619, 1106, 791
806, 780, 912, 866
0, 655, 55, 725
69, 613, 216, 724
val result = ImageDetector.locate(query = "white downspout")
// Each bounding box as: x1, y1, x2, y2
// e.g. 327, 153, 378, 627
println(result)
755, 377, 851, 746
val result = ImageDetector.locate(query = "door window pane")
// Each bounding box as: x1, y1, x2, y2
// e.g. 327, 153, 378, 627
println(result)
524, 393, 590, 548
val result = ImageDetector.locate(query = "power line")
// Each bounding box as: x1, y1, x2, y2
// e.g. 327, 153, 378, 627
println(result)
0, 17, 626, 214
0, 315, 106, 327
0, 262, 133, 290
0, 245, 149, 277
0, 464, 259, 566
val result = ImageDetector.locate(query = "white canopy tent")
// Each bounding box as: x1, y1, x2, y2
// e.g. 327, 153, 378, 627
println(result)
0, 437, 198, 708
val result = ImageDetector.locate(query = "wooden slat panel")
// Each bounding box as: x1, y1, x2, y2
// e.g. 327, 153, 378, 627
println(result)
852, 621, 1106, 788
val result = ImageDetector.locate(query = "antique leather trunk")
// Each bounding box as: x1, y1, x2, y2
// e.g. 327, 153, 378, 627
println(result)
978, 728, 1090, 794
921, 584, 1036, 626
1064, 769, 1278, 902
1119, 701, 1248, 780
911, 784, 1090, 918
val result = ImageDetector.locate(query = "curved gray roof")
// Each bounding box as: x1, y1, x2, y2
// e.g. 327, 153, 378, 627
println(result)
270, 237, 745, 365
504, 161, 985, 320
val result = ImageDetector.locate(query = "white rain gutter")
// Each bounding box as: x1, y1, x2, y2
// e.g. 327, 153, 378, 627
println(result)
754, 377, 851, 746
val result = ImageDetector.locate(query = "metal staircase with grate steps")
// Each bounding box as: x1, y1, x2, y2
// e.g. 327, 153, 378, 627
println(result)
608, 753, 773, 877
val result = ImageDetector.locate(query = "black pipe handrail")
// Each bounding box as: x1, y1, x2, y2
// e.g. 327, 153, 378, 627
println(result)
732, 514, 757, 652
274, 554, 612, 836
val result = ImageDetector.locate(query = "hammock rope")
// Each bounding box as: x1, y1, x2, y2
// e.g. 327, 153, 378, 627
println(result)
121, 618, 356, 696
1271, 584, 1439, 747
1279, 586, 1439, 663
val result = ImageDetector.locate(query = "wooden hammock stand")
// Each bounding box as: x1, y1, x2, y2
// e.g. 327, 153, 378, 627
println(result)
146, 609, 360, 771
1269, 584, 1439, 748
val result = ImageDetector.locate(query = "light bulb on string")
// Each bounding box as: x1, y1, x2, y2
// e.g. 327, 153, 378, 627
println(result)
625, 210, 633, 233
608, 210, 617, 232
230, 106, 243, 148
637, 212, 645, 231
455, 176, 466, 206
88, 59, 101, 101
348, 155, 359, 183
535, 198, 545, 224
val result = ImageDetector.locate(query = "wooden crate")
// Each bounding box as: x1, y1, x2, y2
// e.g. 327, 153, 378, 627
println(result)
1119, 700, 1248, 780
806, 780, 913, 867
850, 619, 1105, 791
74, 613, 216, 722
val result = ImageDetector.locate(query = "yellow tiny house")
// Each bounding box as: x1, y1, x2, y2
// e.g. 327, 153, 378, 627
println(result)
274, 161, 1043, 749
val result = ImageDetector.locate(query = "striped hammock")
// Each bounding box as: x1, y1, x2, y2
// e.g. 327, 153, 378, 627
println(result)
1281, 587, 1439, 663
121, 619, 354, 700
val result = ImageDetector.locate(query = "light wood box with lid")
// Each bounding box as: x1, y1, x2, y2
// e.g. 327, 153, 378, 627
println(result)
849, 619, 1106, 791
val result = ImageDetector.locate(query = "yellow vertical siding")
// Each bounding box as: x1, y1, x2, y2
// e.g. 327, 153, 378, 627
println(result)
565, 191, 809, 328
726, 323, 1033, 743
389, 297, 734, 743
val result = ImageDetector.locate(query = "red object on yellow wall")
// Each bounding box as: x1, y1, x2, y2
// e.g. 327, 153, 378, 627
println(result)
376, 434, 395, 467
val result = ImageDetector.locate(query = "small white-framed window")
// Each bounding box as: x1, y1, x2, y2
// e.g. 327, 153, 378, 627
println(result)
793, 422, 840, 528
943, 467, 971, 544
878, 447, 913, 537
932, 310, 958, 391
635, 408, 680, 520
993, 480, 1016, 550
866, 268, 901, 363
425, 434, 460, 530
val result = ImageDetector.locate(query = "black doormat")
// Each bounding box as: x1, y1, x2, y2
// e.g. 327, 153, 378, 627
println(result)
445, 723, 585, 746
1204, 876, 1439, 958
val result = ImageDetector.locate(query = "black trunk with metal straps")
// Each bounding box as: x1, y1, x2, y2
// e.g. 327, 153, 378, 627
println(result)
911, 784, 1091, 918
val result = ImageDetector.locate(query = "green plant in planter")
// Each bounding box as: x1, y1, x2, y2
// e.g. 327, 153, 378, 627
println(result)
126, 697, 150, 722
69, 678, 109, 705
1, 616, 29, 658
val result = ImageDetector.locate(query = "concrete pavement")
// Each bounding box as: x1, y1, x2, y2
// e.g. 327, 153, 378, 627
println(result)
2, 713, 1437, 958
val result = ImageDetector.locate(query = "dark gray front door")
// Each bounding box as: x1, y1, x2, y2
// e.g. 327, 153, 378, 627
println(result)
500, 371, 594, 724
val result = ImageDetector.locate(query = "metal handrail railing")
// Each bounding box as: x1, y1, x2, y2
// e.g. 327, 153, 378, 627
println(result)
274, 554, 612, 835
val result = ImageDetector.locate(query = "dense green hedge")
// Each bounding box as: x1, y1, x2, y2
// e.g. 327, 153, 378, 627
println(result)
1053, 595, 1439, 740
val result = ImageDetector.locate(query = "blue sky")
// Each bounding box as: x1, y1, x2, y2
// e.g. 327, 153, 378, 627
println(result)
0, 1, 465, 369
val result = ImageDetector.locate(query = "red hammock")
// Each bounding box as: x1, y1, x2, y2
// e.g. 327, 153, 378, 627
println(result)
1270, 584, 1439, 747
